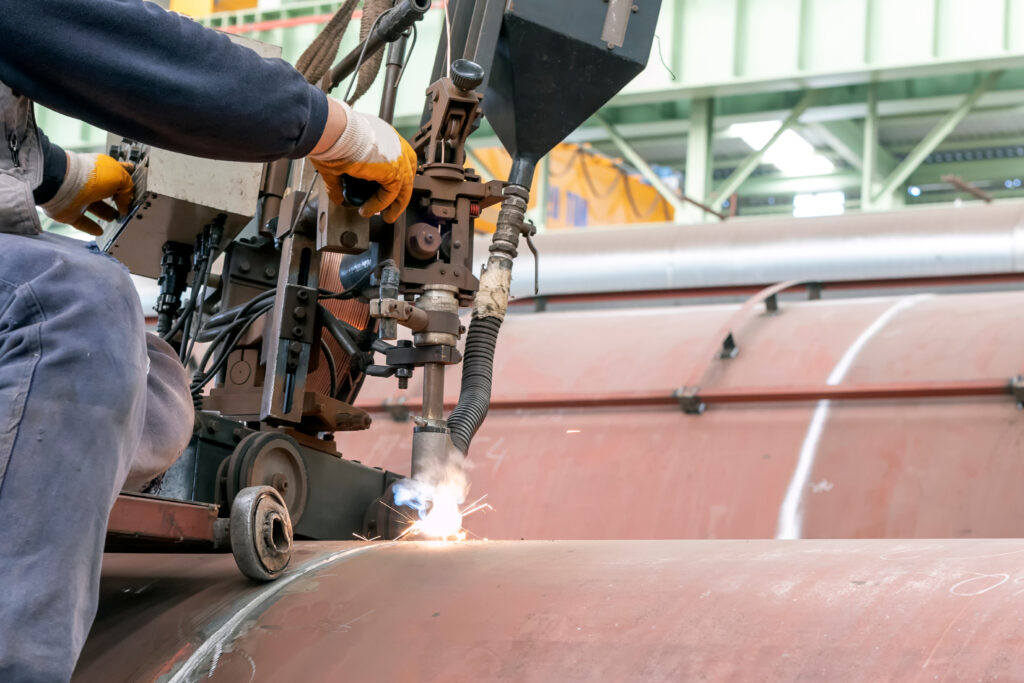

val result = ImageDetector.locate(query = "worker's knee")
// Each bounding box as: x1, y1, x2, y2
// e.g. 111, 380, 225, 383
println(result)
32, 245, 149, 406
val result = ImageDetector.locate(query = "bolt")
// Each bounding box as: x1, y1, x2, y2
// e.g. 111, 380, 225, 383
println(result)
292, 326, 304, 337
264, 265, 277, 279
296, 290, 309, 302
398, 376, 409, 390
632, 4, 638, 11
206, 420, 218, 434
288, 341, 302, 354
238, 260, 251, 273
607, 42, 615, 50
440, 268, 446, 275
454, 240, 462, 249
292, 306, 307, 320
341, 231, 358, 247
232, 428, 245, 442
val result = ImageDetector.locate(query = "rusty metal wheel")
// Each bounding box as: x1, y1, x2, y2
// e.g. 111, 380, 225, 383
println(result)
227, 432, 308, 525
230, 485, 293, 582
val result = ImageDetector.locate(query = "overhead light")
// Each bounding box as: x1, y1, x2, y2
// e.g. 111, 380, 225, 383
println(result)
908, 186, 922, 197
793, 191, 845, 218
727, 122, 834, 176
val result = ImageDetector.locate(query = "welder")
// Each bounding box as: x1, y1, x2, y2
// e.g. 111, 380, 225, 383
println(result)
0, 2, 416, 680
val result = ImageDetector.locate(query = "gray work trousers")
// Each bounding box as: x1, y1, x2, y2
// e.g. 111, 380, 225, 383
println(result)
0, 232, 148, 682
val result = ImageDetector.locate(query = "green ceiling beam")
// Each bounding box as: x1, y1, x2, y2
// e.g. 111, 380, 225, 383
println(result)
682, 97, 715, 222
709, 90, 819, 205
872, 71, 1004, 201
806, 119, 897, 175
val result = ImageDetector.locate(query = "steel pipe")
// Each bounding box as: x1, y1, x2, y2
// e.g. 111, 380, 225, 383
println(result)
489, 200, 1024, 299
76, 539, 1024, 681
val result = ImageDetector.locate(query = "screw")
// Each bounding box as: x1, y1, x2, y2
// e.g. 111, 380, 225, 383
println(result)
440, 268, 446, 275
341, 231, 358, 247
398, 377, 409, 390
292, 306, 307, 320
292, 326, 304, 337
288, 341, 302, 354
296, 290, 309, 302
454, 240, 462, 249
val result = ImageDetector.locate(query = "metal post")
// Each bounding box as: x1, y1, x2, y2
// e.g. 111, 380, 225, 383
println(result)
709, 90, 819, 206
422, 363, 446, 420
594, 114, 687, 216
379, 32, 410, 123
682, 97, 714, 223
872, 71, 1004, 202
861, 82, 879, 211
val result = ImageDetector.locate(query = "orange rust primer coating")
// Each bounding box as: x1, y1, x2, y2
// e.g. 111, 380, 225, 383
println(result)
76, 540, 1024, 681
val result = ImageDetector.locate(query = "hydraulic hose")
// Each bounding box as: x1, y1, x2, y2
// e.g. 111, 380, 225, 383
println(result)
447, 186, 528, 455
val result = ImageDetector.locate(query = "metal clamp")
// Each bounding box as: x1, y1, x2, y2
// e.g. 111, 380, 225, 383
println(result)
673, 386, 705, 415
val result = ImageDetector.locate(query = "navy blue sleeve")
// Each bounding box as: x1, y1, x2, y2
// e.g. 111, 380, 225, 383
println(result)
33, 129, 68, 205
0, 0, 327, 162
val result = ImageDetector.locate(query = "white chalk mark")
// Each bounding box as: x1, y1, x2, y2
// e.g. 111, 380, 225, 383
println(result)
810, 480, 834, 493
949, 572, 1010, 596
775, 295, 930, 539
169, 543, 392, 683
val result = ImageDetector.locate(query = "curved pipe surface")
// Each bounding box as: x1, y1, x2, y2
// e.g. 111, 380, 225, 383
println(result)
487, 200, 1024, 299
78, 539, 1024, 681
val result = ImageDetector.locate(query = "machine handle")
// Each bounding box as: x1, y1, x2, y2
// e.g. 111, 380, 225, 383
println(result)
342, 175, 381, 208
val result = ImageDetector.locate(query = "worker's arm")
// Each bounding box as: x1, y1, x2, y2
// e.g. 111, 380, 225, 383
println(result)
0, 0, 327, 162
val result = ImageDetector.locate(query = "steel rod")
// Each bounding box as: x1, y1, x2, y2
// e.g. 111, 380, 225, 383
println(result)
367, 378, 1013, 413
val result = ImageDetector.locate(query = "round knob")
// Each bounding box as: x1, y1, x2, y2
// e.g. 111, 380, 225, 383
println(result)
451, 59, 485, 91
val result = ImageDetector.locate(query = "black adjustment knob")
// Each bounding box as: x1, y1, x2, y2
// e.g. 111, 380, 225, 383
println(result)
451, 59, 484, 91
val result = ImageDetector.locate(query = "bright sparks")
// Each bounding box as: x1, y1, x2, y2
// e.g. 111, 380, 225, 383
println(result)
395, 489, 492, 542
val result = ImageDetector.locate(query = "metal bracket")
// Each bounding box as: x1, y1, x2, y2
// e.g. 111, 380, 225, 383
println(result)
1011, 375, 1024, 406
386, 344, 462, 367
601, 0, 636, 49
280, 284, 318, 345
673, 386, 705, 415
719, 333, 738, 359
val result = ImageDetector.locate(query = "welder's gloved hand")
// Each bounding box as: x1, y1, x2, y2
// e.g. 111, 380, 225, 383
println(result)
41, 152, 134, 237
309, 99, 417, 223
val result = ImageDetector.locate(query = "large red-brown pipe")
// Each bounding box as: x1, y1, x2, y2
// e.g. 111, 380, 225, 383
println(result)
76, 539, 1024, 681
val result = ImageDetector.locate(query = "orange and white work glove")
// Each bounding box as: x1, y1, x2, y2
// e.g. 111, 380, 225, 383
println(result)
41, 152, 134, 236
309, 99, 417, 224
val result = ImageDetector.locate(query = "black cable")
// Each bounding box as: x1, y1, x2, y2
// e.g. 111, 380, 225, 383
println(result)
182, 253, 215, 364
320, 338, 338, 398
319, 304, 362, 357
191, 304, 273, 396
204, 288, 276, 330
343, 7, 392, 103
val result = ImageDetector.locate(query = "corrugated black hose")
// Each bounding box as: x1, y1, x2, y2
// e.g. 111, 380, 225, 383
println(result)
446, 315, 502, 455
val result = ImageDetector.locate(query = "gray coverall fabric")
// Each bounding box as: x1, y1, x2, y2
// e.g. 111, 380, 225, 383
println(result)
0, 232, 147, 683
0, 84, 193, 681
